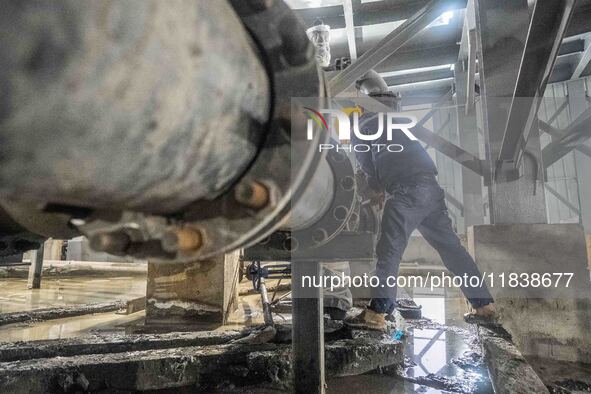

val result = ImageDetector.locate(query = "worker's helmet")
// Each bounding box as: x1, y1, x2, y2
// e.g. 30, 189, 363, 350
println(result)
355, 70, 390, 96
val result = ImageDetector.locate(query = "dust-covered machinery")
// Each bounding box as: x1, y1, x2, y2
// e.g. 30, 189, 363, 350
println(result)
0, 1, 382, 391
0, 0, 361, 259
0, 0, 379, 264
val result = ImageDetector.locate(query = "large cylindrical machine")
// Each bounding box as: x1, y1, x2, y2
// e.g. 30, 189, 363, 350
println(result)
0, 0, 353, 262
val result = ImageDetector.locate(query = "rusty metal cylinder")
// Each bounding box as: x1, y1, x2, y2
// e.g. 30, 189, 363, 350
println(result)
0, 0, 270, 214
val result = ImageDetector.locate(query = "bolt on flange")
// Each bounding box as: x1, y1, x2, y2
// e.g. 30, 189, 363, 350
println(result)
89, 231, 131, 254
234, 180, 270, 210
161, 227, 203, 253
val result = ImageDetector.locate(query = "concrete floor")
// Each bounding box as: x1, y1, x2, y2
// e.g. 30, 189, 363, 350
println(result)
0, 275, 276, 342
0, 274, 492, 392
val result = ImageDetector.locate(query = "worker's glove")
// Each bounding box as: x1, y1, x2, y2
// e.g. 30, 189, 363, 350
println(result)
368, 190, 385, 209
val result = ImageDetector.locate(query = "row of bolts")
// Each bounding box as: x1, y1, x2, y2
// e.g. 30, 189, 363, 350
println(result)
89, 180, 270, 255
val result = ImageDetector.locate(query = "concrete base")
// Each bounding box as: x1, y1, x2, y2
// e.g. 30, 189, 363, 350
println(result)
468, 224, 591, 363
0, 301, 125, 327
0, 339, 403, 392
478, 327, 549, 394
146, 250, 240, 325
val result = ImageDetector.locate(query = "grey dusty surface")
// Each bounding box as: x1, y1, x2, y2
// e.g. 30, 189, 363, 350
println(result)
0, 339, 403, 392
468, 224, 591, 364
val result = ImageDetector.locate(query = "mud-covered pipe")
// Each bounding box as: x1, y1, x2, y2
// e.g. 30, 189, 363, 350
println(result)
0, 0, 270, 214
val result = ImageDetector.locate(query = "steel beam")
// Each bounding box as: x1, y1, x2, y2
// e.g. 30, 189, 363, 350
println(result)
457, 0, 477, 115
365, 92, 483, 175
366, 41, 581, 86
571, 39, 591, 79
547, 100, 569, 125
539, 119, 591, 159
292, 261, 324, 393
383, 67, 453, 86
413, 124, 484, 176
496, 0, 576, 177
329, 0, 465, 95
542, 106, 591, 168
295, 0, 591, 37
343, 0, 358, 60
376, 44, 461, 73
416, 90, 454, 126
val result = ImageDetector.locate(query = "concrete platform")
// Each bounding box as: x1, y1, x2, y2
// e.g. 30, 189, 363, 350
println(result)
0, 338, 403, 392
468, 223, 591, 363
146, 251, 240, 325
478, 326, 549, 394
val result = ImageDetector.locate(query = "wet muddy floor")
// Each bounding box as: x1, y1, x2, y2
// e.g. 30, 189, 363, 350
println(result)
0, 276, 146, 313
0, 276, 493, 393
328, 286, 494, 394
0, 275, 146, 341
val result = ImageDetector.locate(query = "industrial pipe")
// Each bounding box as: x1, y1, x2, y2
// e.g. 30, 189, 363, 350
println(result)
0, 0, 270, 214
0, 0, 338, 260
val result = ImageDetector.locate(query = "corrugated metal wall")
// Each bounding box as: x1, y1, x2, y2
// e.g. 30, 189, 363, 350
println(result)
540, 77, 590, 224
432, 105, 465, 233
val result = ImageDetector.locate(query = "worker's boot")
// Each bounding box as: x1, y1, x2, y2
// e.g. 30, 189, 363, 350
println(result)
463, 303, 497, 325
344, 308, 387, 332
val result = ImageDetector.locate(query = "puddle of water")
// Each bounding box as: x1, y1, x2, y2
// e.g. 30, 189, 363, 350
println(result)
400, 287, 492, 394
0, 311, 145, 342
0, 276, 146, 313
328, 286, 493, 394
0, 275, 147, 342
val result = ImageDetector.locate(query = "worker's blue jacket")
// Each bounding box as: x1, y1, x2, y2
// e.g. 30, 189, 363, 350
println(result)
352, 112, 437, 192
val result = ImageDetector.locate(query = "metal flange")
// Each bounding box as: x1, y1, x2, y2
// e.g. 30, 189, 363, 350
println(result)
292, 150, 356, 251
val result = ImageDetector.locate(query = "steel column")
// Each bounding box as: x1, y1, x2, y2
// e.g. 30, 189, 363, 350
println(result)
497, 0, 576, 176
292, 261, 324, 393
566, 80, 591, 232
474, 0, 547, 224
454, 61, 484, 229
27, 243, 44, 289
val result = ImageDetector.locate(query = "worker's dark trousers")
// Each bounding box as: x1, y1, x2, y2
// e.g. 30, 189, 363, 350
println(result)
369, 173, 494, 314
